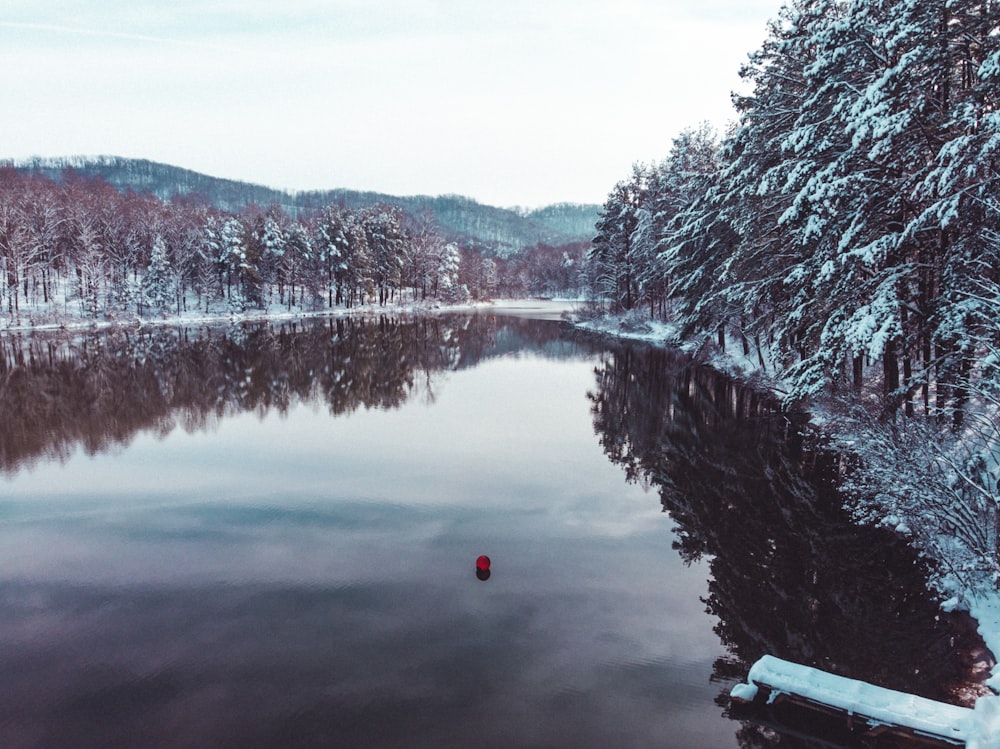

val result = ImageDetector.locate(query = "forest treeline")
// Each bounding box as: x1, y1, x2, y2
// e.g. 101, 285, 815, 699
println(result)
9, 156, 601, 255
588, 0, 999, 422
587, 0, 1000, 576
0, 167, 587, 321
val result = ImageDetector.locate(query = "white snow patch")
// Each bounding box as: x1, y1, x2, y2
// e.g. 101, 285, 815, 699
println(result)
968, 592, 1000, 694
729, 682, 759, 702
575, 315, 682, 346
735, 655, 998, 746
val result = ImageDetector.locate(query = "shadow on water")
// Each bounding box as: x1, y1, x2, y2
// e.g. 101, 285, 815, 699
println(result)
586, 340, 987, 747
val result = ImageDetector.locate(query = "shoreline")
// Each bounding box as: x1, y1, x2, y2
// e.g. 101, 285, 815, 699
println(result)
0, 298, 583, 335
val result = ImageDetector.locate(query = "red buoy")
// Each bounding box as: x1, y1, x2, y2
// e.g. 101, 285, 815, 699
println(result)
476, 555, 491, 571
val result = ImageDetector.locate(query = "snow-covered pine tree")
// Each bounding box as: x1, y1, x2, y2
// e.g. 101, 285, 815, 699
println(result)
762, 0, 894, 400
219, 216, 248, 313
315, 206, 355, 307
438, 242, 464, 301
679, 2, 821, 362
653, 124, 735, 345
588, 164, 650, 313
260, 212, 286, 307
911, 0, 1000, 424
362, 206, 406, 306
140, 235, 173, 314
281, 221, 313, 309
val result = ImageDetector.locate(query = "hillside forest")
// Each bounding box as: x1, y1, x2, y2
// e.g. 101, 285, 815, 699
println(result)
0, 166, 589, 322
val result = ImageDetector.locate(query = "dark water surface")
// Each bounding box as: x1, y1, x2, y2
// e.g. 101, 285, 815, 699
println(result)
0, 314, 977, 747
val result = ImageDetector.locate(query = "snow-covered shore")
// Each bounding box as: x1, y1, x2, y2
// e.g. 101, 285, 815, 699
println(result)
0, 297, 585, 334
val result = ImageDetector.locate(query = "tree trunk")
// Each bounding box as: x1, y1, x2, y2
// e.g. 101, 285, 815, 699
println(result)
883, 340, 900, 404
853, 354, 863, 395
903, 354, 914, 417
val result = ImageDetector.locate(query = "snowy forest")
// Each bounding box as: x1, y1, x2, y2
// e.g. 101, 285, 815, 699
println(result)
9, 156, 600, 255
0, 167, 587, 324
589, 0, 1000, 582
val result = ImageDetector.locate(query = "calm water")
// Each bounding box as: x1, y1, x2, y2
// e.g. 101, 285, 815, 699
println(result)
0, 312, 978, 748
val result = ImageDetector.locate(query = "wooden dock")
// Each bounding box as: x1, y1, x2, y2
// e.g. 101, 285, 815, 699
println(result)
731, 655, 977, 746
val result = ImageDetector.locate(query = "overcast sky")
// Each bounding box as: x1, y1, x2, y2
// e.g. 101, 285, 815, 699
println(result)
2, 1, 782, 207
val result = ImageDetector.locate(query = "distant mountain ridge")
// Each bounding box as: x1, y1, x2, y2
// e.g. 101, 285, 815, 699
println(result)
5, 156, 599, 257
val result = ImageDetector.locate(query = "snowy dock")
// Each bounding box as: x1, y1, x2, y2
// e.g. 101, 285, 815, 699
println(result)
731, 655, 983, 746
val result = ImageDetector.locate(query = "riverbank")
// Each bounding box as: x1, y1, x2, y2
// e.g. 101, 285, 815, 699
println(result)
570, 308, 1000, 737
0, 297, 581, 334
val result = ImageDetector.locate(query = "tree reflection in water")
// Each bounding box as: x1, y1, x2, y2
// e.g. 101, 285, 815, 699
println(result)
0, 315, 595, 475
0, 318, 986, 747
587, 342, 985, 745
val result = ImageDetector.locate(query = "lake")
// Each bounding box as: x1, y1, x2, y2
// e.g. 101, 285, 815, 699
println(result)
0, 309, 980, 747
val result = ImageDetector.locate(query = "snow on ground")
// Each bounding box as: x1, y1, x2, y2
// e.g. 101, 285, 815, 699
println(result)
960, 590, 1000, 694
574, 310, 777, 386
0, 296, 570, 334
575, 315, 682, 345
0, 283, 597, 335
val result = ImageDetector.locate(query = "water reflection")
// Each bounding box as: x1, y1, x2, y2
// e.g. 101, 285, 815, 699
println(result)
0, 318, 980, 748
588, 342, 982, 745
0, 315, 596, 475
2, 317, 735, 748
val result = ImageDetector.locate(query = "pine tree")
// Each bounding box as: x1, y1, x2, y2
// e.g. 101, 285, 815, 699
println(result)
260, 213, 285, 306
436, 243, 462, 301
653, 125, 733, 341
363, 206, 406, 305
588, 164, 650, 312
140, 235, 173, 314
687, 2, 821, 362
219, 216, 248, 313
